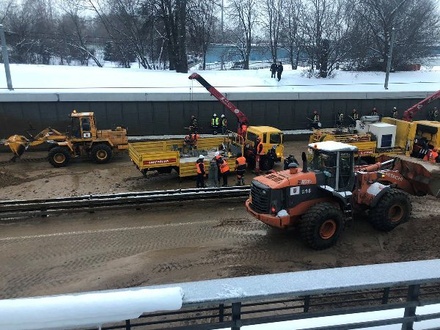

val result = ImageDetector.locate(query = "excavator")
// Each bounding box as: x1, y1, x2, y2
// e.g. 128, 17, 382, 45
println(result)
189, 73, 284, 170
245, 140, 440, 249
4, 110, 128, 167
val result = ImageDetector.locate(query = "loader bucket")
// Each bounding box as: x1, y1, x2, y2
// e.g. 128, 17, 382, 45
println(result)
5, 135, 29, 158
394, 155, 440, 197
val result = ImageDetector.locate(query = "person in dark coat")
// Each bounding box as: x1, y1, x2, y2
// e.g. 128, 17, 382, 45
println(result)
270, 62, 277, 78
276, 62, 283, 81
195, 155, 206, 188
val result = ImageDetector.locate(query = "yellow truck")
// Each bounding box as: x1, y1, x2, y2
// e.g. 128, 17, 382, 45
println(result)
309, 90, 440, 164
129, 136, 236, 178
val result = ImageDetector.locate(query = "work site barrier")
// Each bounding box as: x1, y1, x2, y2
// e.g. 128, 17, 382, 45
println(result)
1, 259, 440, 329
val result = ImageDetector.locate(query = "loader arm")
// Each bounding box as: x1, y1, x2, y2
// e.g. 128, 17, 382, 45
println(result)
5, 127, 67, 159
402, 90, 440, 121
188, 73, 249, 135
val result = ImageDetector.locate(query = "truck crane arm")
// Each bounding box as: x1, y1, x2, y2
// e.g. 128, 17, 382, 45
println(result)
402, 89, 440, 121
188, 73, 249, 136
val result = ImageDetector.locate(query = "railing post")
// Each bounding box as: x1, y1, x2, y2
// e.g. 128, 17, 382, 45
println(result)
231, 302, 242, 330
401, 284, 420, 330
219, 303, 225, 322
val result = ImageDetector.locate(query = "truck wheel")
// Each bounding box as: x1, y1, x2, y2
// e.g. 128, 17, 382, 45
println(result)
91, 144, 113, 164
369, 189, 411, 231
48, 147, 71, 167
299, 202, 344, 250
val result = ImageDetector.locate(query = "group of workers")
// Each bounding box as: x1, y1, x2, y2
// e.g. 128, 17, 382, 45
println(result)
195, 150, 247, 188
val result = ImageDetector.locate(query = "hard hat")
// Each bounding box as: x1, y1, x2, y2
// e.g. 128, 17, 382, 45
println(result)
215, 151, 220, 156
393, 107, 397, 110
213, 113, 217, 116
199, 154, 205, 159
221, 114, 225, 118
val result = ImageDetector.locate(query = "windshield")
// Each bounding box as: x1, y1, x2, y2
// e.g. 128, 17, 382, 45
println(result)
270, 133, 283, 144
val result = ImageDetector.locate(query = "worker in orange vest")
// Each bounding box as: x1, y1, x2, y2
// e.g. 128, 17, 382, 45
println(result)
235, 152, 247, 185
254, 137, 264, 173
216, 152, 230, 186
195, 154, 206, 188
423, 147, 439, 163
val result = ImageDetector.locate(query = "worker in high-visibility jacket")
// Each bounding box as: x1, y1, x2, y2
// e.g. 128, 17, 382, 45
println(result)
215, 151, 230, 186
196, 154, 206, 188
423, 147, 439, 163
235, 153, 247, 185
255, 137, 264, 174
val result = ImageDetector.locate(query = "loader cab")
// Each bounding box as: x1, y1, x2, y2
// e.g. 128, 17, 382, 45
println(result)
70, 111, 96, 139
308, 141, 357, 192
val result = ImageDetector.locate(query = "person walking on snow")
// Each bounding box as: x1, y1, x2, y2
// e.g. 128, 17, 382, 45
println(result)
270, 62, 277, 78
276, 62, 283, 81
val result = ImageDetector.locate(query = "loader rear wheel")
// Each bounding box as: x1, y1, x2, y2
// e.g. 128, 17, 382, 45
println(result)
48, 147, 71, 167
369, 189, 411, 232
299, 203, 344, 250
91, 144, 112, 164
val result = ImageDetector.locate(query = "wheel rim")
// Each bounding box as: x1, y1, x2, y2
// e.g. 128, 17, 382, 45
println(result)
319, 219, 337, 239
53, 153, 66, 164
388, 204, 404, 223
96, 150, 108, 161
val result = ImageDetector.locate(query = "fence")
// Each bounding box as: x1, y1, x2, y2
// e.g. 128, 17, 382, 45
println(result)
1, 259, 440, 329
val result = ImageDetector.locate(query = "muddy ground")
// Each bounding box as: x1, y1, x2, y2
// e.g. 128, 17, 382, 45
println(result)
0, 139, 440, 299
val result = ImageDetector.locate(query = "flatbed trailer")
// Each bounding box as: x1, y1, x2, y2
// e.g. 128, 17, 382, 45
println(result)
129, 136, 237, 178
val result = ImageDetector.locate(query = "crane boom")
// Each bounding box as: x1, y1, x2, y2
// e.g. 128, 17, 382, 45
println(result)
402, 90, 440, 121
189, 73, 249, 136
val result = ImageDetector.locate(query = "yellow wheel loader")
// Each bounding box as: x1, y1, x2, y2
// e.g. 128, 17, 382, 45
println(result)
4, 110, 128, 167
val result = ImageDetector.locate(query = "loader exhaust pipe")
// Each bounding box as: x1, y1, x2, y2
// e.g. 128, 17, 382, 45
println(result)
301, 152, 308, 173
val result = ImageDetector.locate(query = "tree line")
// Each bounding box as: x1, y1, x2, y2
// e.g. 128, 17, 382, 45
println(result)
0, 0, 439, 76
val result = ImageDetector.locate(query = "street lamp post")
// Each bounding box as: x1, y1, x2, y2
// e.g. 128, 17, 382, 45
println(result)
0, 24, 13, 91
220, 0, 224, 70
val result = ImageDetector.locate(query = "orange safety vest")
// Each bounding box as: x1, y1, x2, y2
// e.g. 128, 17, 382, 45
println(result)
424, 150, 439, 163
219, 158, 230, 173
196, 161, 204, 174
236, 156, 246, 166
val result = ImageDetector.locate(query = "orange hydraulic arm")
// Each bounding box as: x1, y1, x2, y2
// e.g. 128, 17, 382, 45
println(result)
188, 73, 249, 136
402, 90, 440, 121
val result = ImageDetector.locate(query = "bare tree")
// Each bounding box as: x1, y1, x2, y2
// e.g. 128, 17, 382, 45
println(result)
227, 0, 259, 70
56, 0, 102, 66
187, 0, 218, 70
280, 0, 303, 69
261, 0, 285, 63
349, 0, 440, 71
299, 0, 352, 77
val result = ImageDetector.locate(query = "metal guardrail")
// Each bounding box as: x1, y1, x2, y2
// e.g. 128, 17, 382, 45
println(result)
0, 186, 250, 220
86, 259, 440, 330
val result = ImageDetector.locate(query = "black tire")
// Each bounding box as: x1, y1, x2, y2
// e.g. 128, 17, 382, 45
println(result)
369, 189, 411, 231
299, 202, 344, 250
48, 147, 71, 167
91, 144, 113, 164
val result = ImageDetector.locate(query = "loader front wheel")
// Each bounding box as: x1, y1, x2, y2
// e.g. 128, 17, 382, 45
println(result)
369, 189, 411, 232
91, 144, 113, 164
299, 203, 344, 250
48, 147, 71, 167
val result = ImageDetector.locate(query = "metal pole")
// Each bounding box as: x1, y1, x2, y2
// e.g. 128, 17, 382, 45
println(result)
384, 27, 395, 90
220, 0, 224, 70
0, 24, 13, 91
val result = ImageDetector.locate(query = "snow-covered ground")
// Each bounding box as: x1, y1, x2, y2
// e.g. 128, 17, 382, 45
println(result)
0, 63, 439, 94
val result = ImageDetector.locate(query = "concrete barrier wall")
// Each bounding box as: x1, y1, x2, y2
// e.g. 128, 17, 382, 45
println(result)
0, 91, 438, 137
